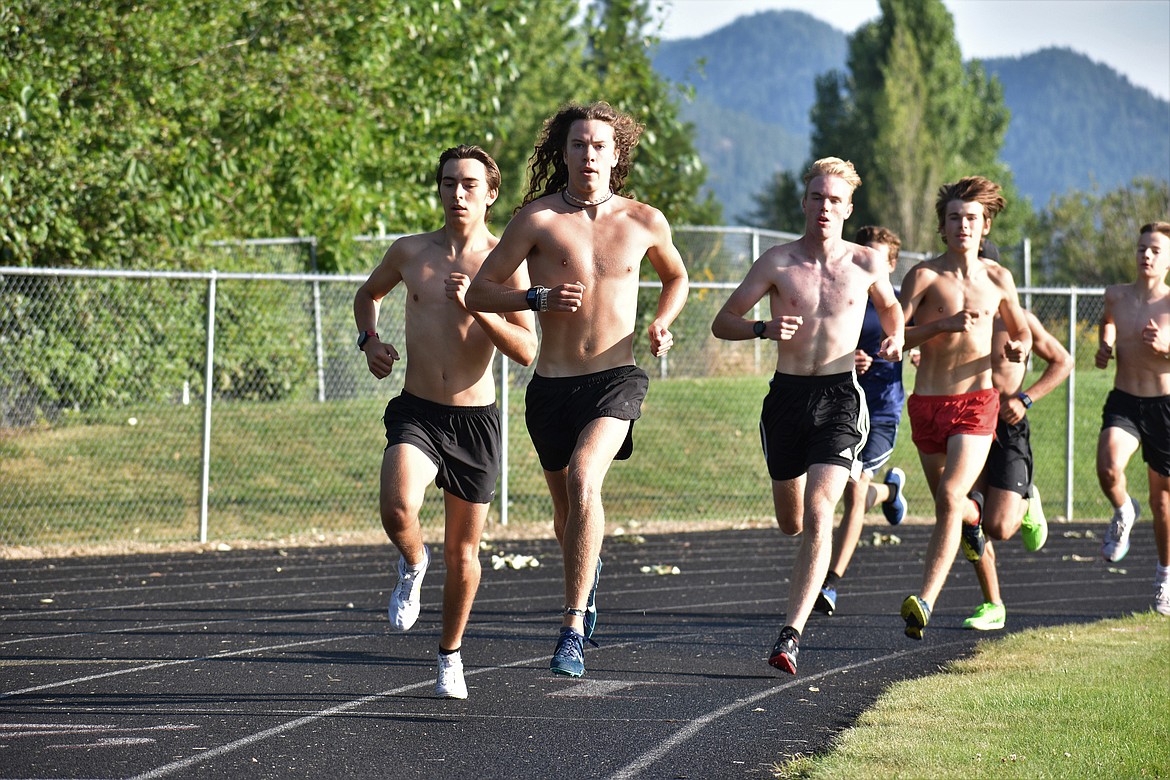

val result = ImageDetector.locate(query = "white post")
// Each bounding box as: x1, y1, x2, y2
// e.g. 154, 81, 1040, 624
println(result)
499, 352, 509, 526
199, 272, 218, 543
1022, 237, 1033, 312
312, 278, 325, 402
1066, 290, 1077, 521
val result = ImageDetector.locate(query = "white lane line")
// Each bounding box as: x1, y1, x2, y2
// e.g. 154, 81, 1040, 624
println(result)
548, 679, 642, 697
0, 633, 376, 700
116, 627, 765, 779
0, 609, 347, 648
607, 639, 971, 780
124, 649, 552, 780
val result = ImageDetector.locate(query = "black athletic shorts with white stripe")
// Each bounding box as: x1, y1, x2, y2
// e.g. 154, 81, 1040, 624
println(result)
759, 371, 868, 482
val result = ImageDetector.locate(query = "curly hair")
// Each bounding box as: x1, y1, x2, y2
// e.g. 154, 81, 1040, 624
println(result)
934, 176, 1006, 236
519, 102, 644, 210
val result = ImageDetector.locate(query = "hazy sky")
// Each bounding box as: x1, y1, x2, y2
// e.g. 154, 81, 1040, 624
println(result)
655, 0, 1170, 100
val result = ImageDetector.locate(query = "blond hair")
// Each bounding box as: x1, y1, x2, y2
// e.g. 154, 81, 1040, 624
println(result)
802, 157, 862, 192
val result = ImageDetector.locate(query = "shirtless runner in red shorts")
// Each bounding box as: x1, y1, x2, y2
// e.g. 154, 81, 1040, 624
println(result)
897, 176, 1030, 639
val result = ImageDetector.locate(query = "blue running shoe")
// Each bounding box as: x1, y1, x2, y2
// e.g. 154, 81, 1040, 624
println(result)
881, 467, 907, 525
584, 557, 602, 639
814, 583, 837, 616
960, 491, 986, 562
550, 627, 588, 677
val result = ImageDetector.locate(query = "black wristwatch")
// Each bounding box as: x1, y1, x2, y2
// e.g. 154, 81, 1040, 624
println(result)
357, 330, 377, 351
752, 320, 767, 339
1016, 391, 1033, 409
526, 286, 550, 312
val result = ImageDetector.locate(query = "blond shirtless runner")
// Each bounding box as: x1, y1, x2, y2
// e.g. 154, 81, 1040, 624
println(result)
466, 102, 689, 677
899, 176, 1030, 639
1095, 221, 1170, 616
711, 158, 903, 674
354, 145, 537, 698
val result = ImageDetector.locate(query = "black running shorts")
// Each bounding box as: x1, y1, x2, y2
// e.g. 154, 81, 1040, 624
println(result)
1101, 388, 1170, 477
985, 416, 1032, 497
383, 391, 501, 504
759, 371, 868, 482
525, 366, 649, 472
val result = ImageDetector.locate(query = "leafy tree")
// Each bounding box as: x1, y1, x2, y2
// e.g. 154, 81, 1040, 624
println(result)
744, 170, 804, 233
751, 0, 1027, 252
1032, 178, 1170, 286
2, 0, 716, 272
582, 0, 720, 226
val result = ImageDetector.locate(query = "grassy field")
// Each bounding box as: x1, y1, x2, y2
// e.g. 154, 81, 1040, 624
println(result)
777, 612, 1170, 779
0, 367, 1153, 548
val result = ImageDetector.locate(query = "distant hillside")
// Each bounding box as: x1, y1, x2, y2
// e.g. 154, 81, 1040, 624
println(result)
983, 47, 1170, 207
654, 10, 847, 221
653, 10, 1170, 224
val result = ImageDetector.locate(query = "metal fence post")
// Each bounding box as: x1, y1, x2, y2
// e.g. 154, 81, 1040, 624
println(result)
313, 277, 326, 402
500, 353, 509, 526
1067, 290, 1078, 521
1022, 237, 1032, 312
200, 271, 218, 543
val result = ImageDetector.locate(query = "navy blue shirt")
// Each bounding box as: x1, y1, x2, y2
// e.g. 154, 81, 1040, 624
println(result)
857, 290, 904, 419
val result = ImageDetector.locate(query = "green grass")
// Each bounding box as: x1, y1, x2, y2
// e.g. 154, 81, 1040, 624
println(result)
0, 368, 1154, 547
777, 612, 1170, 780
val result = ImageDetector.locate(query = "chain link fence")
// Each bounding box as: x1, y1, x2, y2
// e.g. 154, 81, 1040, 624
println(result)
0, 228, 1138, 551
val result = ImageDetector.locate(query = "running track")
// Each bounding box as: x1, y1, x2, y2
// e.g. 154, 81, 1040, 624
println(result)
0, 522, 1160, 779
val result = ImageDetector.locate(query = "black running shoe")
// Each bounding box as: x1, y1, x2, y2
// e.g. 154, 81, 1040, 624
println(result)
813, 583, 837, 616
960, 491, 986, 562
768, 627, 800, 674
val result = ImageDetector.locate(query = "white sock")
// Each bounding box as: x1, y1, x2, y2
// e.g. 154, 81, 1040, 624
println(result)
1156, 564, 1170, 585
1118, 497, 1136, 523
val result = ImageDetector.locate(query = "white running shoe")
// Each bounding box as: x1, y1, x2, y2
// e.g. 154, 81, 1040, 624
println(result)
435, 651, 468, 699
1155, 581, 1170, 617
1102, 499, 1139, 562
388, 545, 429, 631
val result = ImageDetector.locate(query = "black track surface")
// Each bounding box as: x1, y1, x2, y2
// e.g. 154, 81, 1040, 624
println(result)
0, 522, 1160, 779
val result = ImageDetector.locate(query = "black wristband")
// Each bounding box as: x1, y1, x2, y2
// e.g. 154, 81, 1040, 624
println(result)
752, 320, 767, 339
526, 286, 549, 312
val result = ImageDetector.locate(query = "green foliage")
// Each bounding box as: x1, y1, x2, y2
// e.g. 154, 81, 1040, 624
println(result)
796, 0, 1024, 251
744, 170, 804, 233
1, 0, 713, 275
583, 0, 720, 225
1032, 178, 1170, 286
1, 0, 716, 417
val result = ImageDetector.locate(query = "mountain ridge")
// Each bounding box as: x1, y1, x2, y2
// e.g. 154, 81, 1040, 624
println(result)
652, 10, 1170, 223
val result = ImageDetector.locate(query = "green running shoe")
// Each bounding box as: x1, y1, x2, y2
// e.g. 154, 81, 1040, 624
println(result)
1021, 485, 1048, 552
962, 601, 1006, 630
